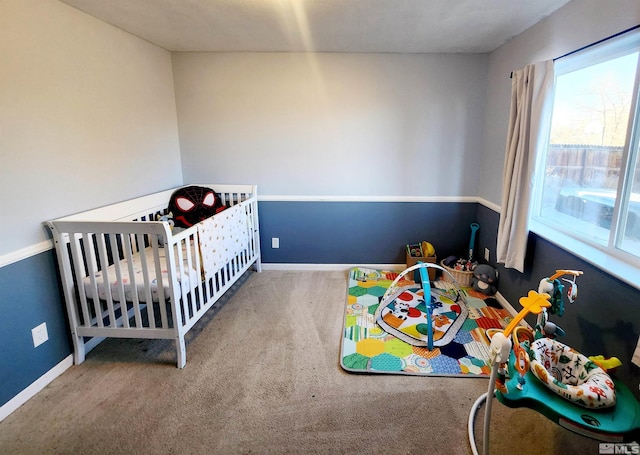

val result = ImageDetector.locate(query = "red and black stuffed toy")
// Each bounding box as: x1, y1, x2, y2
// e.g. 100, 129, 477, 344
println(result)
168, 186, 227, 228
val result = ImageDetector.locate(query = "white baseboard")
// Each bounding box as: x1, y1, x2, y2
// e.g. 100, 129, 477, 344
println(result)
495, 291, 532, 329
0, 355, 73, 422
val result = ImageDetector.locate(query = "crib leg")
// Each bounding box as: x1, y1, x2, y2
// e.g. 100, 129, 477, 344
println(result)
176, 336, 186, 369
72, 333, 86, 365
254, 257, 262, 273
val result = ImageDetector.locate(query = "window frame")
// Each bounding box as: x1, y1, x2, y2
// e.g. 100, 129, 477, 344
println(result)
529, 29, 640, 290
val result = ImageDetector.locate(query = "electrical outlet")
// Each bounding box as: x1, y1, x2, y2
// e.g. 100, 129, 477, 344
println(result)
272, 237, 280, 249
32, 322, 48, 347
484, 248, 490, 262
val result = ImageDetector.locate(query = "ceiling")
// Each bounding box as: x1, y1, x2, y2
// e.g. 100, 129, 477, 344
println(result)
60, 0, 571, 53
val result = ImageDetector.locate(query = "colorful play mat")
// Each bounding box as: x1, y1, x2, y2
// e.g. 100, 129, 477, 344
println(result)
341, 267, 514, 377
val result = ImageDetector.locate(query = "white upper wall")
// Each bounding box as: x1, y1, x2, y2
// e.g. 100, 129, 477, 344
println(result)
479, 0, 640, 205
173, 52, 488, 197
4, 0, 632, 258
0, 0, 183, 258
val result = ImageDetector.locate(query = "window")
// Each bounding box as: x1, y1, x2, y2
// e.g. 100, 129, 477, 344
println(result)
531, 29, 640, 274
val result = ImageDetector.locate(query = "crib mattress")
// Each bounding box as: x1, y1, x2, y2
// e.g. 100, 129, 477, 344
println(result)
83, 246, 199, 303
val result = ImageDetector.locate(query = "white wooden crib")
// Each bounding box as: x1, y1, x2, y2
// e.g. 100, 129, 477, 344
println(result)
47, 184, 261, 368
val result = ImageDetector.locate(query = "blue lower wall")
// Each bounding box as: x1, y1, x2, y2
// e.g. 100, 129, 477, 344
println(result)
0, 251, 71, 408
2, 201, 639, 410
258, 201, 480, 264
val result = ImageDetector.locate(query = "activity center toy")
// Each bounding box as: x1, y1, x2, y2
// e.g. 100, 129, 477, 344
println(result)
375, 262, 468, 351
468, 270, 640, 454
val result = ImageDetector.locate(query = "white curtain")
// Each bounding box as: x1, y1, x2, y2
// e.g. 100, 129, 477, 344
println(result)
496, 60, 554, 272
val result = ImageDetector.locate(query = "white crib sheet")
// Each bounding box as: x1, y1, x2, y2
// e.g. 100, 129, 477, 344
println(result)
82, 245, 199, 303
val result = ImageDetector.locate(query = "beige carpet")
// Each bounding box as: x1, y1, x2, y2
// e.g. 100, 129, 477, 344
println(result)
0, 270, 599, 454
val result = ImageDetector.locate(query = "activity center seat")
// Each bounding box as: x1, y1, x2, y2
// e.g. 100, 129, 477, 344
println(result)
498, 341, 639, 442
529, 337, 616, 409
469, 270, 640, 455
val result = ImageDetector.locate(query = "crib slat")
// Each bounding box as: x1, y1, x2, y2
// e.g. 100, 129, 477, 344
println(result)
190, 231, 207, 320
83, 233, 104, 328
136, 233, 156, 328
108, 234, 129, 328
174, 237, 187, 325
177, 234, 201, 324
95, 234, 118, 327
69, 234, 91, 327
149, 235, 169, 329
191, 232, 205, 313
122, 234, 143, 328
182, 233, 197, 317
